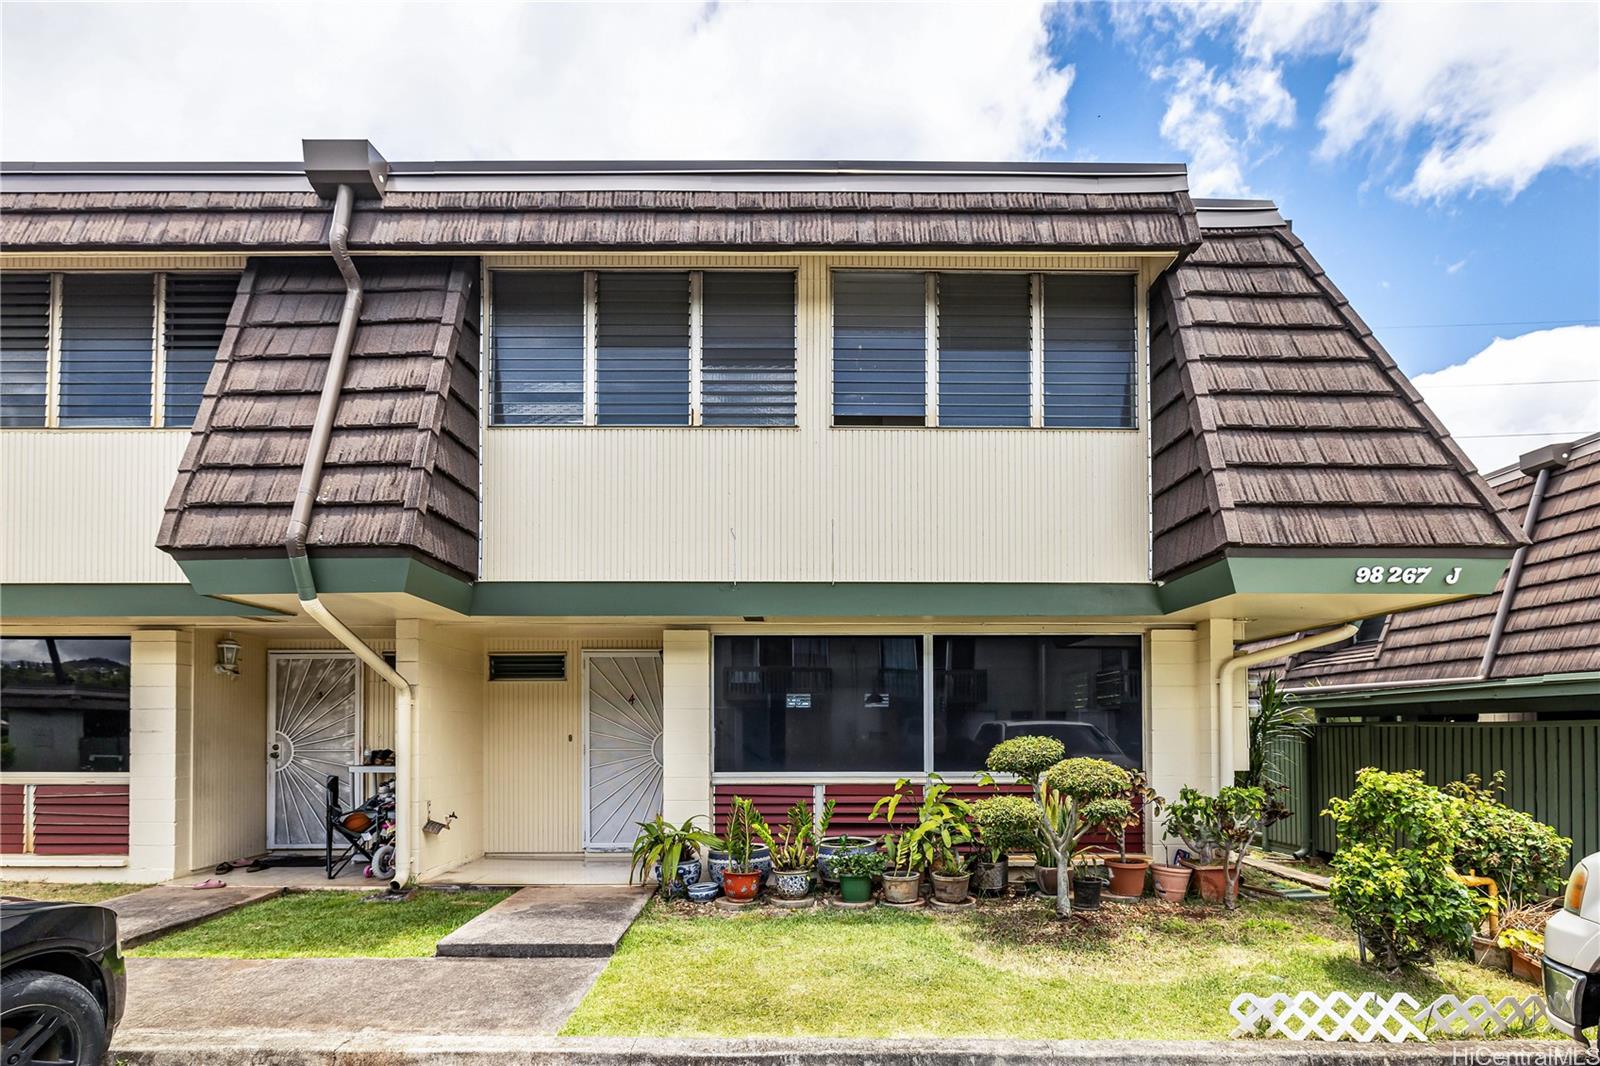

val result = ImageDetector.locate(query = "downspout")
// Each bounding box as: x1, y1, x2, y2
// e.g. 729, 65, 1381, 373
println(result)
1216, 624, 1358, 789
285, 184, 417, 885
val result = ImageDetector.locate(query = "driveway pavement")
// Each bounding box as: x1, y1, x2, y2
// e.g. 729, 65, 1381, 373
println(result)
436, 885, 649, 957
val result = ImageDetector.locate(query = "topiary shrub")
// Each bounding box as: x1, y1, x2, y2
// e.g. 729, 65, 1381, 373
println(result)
1445, 772, 1572, 907
986, 735, 1066, 783
972, 795, 1040, 863
1324, 768, 1478, 972
1038, 758, 1134, 917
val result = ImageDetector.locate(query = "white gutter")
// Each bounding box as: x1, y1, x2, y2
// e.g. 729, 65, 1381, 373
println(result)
1216, 624, 1358, 789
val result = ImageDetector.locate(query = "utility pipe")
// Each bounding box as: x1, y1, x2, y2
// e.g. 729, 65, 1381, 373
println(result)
1215, 624, 1358, 789
283, 184, 417, 885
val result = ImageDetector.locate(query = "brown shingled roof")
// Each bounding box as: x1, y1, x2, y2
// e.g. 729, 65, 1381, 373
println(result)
0, 189, 1200, 252
157, 256, 480, 580
1279, 435, 1600, 686
1149, 219, 1524, 579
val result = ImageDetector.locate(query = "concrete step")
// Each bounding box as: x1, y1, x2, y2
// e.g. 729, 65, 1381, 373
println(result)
107, 884, 285, 947
435, 885, 649, 958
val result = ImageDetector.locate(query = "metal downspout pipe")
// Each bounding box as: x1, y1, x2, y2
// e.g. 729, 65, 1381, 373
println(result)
1215, 624, 1358, 789
284, 184, 417, 885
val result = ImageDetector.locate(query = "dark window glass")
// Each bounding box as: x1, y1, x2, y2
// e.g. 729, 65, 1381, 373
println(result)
937, 273, 1032, 427
714, 635, 924, 773
933, 635, 1142, 772
1042, 275, 1136, 428
1352, 616, 1388, 644
0, 273, 50, 427
58, 274, 154, 427
701, 272, 796, 426
0, 637, 131, 773
596, 272, 690, 426
163, 273, 237, 428
832, 271, 926, 425
491, 271, 585, 425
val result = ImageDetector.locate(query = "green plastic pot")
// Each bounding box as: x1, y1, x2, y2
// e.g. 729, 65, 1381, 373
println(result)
838, 873, 873, 903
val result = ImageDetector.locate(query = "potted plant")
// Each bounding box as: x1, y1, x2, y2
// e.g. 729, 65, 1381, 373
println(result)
1162, 787, 1226, 902
971, 794, 1037, 896
1499, 928, 1544, 983
629, 814, 720, 900
814, 799, 874, 882
871, 776, 977, 904
721, 796, 770, 902
765, 800, 818, 900
709, 795, 772, 886
832, 848, 884, 904
1104, 770, 1162, 898
1038, 758, 1134, 917
1071, 854, 1107, 910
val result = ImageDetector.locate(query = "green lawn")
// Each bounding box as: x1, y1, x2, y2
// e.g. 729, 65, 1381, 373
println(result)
132, 889, 509, 958
1, 881, 150, 904
563, 895, 1536, 1039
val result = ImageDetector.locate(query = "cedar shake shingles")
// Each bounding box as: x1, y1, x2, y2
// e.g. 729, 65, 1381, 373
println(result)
156, 256, 480, 580
1149, 221, 1523, 579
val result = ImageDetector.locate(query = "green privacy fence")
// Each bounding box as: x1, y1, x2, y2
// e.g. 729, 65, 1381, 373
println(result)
1262, 721, 1599, 863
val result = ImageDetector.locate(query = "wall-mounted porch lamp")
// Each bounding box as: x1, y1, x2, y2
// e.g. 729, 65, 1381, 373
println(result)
215, 636, 242, 678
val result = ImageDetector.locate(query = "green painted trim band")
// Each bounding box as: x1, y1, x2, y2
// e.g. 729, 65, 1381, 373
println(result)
177, 556, 473, 614
1157, 554, 1511, 612
1303, 672, 1600, 708
0, 583, 284, 619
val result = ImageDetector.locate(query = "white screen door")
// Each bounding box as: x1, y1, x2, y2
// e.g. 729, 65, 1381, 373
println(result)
583, 651, 664, 850
267, 652, 363, 849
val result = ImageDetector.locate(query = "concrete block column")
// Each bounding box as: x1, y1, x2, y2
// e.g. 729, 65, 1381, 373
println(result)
660, 629, 712, 828
397, 620, 486, 882
1144, 620, 1237, 860
128, 629, 194, 881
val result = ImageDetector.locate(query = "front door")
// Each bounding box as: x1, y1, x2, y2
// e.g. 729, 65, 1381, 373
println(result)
583, 651, 664, 850
267, 652, 362, 849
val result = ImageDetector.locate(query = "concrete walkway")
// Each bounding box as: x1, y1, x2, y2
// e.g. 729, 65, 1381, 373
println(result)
119, 956, 605, 1038
435, 885, 649, 958
107, 884, 285, 947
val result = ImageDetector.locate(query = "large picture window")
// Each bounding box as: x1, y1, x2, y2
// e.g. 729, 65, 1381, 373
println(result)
713, 633, 1143, 776
713, 636, 923, 773
0, 637, 131, 773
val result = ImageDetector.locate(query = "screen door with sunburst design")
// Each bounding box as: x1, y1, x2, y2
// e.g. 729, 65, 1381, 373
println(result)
267, 652, 362, 849
583, 651, 664, 850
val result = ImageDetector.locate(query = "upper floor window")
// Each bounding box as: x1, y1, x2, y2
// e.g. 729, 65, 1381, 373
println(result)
832, 270, 1137, 429
490, 269, 796, 427
0, 272, 237, 429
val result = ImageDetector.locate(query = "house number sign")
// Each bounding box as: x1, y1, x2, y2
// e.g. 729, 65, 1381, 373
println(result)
1353, 565, 1463, 586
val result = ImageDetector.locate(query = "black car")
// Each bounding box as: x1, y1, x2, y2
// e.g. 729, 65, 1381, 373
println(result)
1, 899, 125, 1066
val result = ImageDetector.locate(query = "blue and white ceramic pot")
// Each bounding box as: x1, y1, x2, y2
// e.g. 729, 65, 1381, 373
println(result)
686, 880, 722, 903
770, 868, 813, 900
649, 859, 702, 898
816, 836, 877, 883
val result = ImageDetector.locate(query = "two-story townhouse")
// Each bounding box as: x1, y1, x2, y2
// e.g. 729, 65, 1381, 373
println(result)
0, 141, 1523, 886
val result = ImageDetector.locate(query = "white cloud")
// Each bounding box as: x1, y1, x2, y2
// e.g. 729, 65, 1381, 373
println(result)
1445, 259, 1467, 275
0, 3, 1071, 161
1412, 326, 1600, 472
1154, 57, 1295, 196
1318, 2, 1600, 200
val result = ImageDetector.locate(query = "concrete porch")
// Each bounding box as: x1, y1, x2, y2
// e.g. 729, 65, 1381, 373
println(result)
430, 854, 634, 887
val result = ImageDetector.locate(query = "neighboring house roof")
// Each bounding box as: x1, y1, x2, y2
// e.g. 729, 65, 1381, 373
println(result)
156, 257, 481, 581
0, 159, 1201, 253
1148, 200, 1523, 580
1272, 433, 1600, 687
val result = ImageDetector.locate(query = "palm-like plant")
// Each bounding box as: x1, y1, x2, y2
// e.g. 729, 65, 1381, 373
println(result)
1248, 673, 1314, 789
629, 815, 721, 898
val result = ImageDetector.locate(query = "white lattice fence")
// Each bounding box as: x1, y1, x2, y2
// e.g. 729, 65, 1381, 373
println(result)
1229, 992, 1547, 1042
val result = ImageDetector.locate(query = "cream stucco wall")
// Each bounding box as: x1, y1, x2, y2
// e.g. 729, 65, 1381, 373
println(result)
398, 620, 486, 880
126, 629, 194, 881
187, 630, 268, 870
481, 252, 1163, 585
660, 630, 713, 829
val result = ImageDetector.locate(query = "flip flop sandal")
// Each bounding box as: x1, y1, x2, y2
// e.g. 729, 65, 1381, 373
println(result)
245, 861, 267, 872
193, 877, 227, 889
215, 862, 232, 875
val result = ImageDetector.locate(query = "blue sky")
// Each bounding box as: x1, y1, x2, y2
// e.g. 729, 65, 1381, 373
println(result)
3, 1, 1596, 470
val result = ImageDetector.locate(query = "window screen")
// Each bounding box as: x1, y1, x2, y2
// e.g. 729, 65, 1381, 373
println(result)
0, 273, 50, 427
596, 272, 691, 426
937, 273, 1032, 427
832, 272, 926, 425
1043, 275, 1136, 428
491, 272, 585, 425
0, 637, 131, 773
162, 274, 236, 428
701, 272, 796, 426
58, 274, 154, 427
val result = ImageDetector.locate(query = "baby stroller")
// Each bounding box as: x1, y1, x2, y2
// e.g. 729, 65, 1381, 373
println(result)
325, 776, 397, 884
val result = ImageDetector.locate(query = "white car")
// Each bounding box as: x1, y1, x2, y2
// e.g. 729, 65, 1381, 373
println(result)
1543, 851, 1600, 1044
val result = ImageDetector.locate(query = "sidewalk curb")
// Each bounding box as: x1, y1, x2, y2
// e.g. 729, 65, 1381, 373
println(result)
111, 1032, 1590, 1065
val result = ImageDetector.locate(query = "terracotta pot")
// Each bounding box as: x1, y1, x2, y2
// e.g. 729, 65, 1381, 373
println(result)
1509, 949, 1542, 984
931, 871, 971, 904
881, 871, 922, 904
1471, 935, 1510, 972
1035, 864, 1058, 895
1105, 858, 1150, 898
722, 869, 761, 902
1185, 861, 1228, 902
1151, 863, 1192, 902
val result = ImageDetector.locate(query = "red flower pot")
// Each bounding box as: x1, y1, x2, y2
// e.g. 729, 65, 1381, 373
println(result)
722, 869, 761, 902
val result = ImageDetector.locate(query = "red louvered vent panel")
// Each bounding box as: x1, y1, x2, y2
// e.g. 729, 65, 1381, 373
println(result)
712, 784, 814, 835
820, 783, 917, 839
0, 785, 24, 854
31, 785, 129, 856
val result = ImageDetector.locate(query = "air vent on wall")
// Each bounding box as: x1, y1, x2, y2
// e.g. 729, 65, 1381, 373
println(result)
488, 653, 567, 681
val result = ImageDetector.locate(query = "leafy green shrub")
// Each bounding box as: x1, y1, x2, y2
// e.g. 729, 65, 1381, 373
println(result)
1160, 785, 1272, 909
986, 735, 1066, 782
1445, 772, 1572, 907
972, 795, 1039, 863
1036, 758, 1134, 917
872, 775, 975, 875
831, 849, 886, 880
1323, 768, 1478, 971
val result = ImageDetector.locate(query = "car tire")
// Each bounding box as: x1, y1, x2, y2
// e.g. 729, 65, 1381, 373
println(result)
1, 967, 108, 1066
